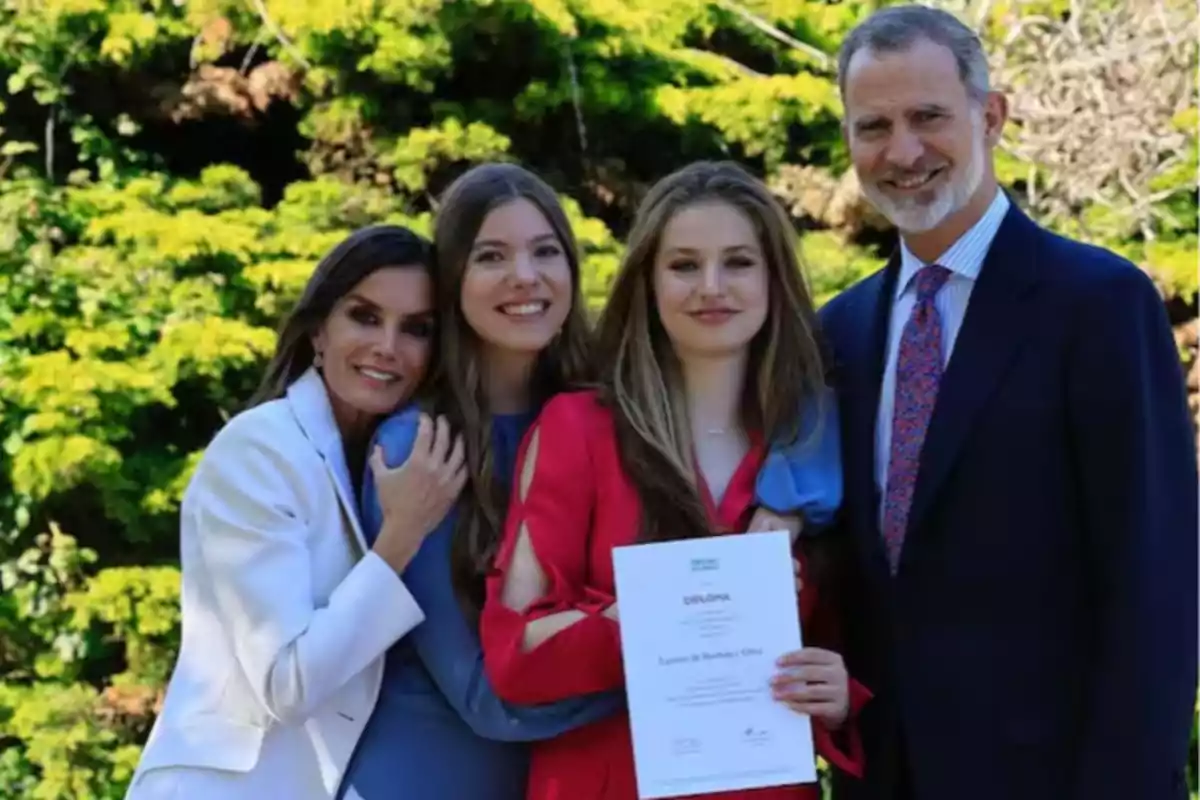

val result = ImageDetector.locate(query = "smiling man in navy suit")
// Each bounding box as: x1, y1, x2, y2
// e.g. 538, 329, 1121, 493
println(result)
816, 6, 1198, 800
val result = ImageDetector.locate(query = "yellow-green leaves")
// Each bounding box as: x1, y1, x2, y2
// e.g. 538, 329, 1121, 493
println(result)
153, 318, 277, 382
98, 11, 160, 65
388, 120, 512, 193
658, 72, 840, 168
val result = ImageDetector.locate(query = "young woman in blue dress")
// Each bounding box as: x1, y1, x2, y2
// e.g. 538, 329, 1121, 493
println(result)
337, 163, 844, 800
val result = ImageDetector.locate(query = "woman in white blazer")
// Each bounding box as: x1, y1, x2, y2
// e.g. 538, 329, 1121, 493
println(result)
125, 225, 467, 800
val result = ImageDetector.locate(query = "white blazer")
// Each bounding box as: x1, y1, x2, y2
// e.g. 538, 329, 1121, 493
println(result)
126, 368, 424, 800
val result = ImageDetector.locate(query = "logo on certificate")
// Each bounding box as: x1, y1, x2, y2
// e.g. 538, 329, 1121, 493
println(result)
742, 726, 774, 747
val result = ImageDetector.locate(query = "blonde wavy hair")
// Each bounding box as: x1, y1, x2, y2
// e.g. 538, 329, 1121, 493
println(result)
594, 160, 828, 543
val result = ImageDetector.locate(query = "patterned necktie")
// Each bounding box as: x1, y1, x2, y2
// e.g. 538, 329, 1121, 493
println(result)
882, 264, 952, 573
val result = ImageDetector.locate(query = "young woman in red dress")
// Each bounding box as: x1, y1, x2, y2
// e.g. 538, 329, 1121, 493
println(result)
480, 161, 871, 800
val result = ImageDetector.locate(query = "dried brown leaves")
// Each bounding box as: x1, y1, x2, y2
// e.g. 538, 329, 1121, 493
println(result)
988, 0, 1198, 236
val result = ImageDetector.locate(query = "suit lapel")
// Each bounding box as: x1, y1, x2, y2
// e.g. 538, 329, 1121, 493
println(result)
903, 206, 1046, 543
322, 447, 369, 559
286, 369, 369, 558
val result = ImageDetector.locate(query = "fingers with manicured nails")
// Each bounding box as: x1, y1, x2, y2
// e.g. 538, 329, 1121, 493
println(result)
449, 456, 468, 493
769, 647, 850, 728
429, 415, 450, 464
446, 434, 466, 476
773, 680, 840, 702
772, 664, 839, 690
772, 662, 829, 683
411, 413, 433, 459
776, 647, 840, 668
369, 445, 386, 478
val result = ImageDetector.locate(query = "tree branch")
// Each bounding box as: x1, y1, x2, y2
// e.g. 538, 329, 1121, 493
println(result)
712, 0, 832, 69
246, 0, 312, 71
976, 0, 1196, 234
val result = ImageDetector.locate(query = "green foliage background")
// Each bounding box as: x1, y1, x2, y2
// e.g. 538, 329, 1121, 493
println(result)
0, 1, 1194, 797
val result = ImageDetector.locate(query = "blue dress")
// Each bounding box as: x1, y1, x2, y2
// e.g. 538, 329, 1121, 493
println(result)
338, 394, 843, 800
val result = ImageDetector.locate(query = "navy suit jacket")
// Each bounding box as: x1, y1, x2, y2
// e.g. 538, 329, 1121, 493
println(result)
820, 200, 1197, 800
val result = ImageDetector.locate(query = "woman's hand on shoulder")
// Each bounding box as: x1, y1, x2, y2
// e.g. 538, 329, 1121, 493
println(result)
369, 413, 467, 573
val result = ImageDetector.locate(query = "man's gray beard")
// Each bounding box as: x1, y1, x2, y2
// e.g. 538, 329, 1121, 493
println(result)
861, 119, 986, 234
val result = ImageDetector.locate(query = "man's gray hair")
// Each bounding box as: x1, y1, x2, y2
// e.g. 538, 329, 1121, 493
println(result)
837, 5, 991, 103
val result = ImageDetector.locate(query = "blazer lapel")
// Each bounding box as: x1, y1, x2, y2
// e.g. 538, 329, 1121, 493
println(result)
286, 369, 369, 558
838, 252, 901, 581
904, 205, 1046, 543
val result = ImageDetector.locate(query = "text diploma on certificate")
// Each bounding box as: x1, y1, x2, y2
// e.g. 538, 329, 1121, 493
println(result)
612, 530, 817, 798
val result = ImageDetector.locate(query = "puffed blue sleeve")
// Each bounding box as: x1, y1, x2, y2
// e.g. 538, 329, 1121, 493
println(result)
360, 405, 423, 547
362, 407, 624, 742
754, 387, 844, 530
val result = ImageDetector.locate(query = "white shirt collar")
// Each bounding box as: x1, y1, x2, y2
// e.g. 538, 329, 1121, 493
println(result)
896, 188, 1010, 298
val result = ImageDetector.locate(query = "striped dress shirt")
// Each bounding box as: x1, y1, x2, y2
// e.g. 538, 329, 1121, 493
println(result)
874, 188, 1011, 519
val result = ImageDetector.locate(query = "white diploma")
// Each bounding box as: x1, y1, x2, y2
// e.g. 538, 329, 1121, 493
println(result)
612, 530, 816, 798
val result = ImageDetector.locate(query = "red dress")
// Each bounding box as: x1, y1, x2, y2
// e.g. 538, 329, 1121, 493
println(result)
481, 391, 870, 800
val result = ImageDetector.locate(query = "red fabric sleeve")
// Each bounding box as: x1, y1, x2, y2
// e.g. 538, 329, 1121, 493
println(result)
811, 677, 870, 777
480, 393, 625, 704
801, 550, 872, 779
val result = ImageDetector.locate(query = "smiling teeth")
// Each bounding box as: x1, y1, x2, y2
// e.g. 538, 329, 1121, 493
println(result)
359, 367, 396, 381
894, 173, 934, 189
501, 302, 546, 316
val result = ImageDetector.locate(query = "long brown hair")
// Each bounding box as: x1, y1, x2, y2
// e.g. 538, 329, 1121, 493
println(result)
248, 225, 436, 408
432, 163, 593, 612
593, 160, 829, 544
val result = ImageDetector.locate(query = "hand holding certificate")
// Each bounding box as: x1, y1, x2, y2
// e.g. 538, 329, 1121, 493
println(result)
612, 530, 817, 799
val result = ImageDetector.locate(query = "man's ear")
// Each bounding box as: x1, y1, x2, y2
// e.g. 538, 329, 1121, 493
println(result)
983, 91, 1008, 147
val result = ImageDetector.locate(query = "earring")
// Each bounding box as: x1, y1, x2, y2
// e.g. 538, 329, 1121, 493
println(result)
313, 351, 324, 368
